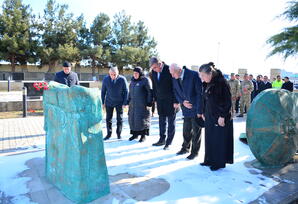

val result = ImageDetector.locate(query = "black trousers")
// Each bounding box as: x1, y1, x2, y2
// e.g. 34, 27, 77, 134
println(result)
159, 114, 176, 145
235, 97, 240, 113
106, 105, 123, 137
182, 117, 202, 155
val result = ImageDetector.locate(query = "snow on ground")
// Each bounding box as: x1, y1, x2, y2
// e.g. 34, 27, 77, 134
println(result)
0, 113, 279, 204
0, 149, 44, 204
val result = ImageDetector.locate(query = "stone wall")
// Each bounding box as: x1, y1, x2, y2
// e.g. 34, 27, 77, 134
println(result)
0, 81, 23, 91
0, 100, 43, 112
0, 81, 102, 92
0, 64, 135, 81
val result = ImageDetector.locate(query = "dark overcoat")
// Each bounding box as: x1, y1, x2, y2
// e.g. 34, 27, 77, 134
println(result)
128, 77, 153, 131
202, 70, 234, 167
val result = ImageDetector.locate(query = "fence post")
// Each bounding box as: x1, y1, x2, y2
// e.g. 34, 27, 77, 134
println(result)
23, 86, 27, 117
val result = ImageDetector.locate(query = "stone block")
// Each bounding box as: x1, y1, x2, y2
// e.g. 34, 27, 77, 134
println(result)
43, 81, 110, 203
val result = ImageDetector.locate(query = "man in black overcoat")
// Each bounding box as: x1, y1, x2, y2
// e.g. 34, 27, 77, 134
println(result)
281, 77, 294, 92
149, 57, 178, 150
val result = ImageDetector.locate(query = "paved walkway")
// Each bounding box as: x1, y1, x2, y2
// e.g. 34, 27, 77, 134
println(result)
1, 116, 298, 203
0, 116, 45, 155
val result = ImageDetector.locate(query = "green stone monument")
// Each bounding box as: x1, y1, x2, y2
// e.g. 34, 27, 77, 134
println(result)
43, 81, 110, 203
246, 89, 298, 168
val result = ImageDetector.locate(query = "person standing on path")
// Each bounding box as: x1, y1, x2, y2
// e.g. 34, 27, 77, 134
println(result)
149, 57, 178, 150
101, 67, 128, 140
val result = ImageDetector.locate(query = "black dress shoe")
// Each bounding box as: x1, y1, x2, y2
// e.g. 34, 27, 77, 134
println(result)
129, 135, 138, 141
200, 162, 210, 166
117, 135, 121, 139
152, 141, 165, 146
163, 144, 170, 150
210, 166, 222, 171
103, 135, 111, 140
176, 149, 189, 155
186, 153, 198, 160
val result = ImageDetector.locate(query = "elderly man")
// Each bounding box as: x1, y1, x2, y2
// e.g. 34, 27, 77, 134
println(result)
101, 67, 128, 140
54, 61, 79, 87
149, 57, 178, 150
170, 64, 203, 160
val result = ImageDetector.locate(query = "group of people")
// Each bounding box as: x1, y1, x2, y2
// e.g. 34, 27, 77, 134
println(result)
100, 57, 234, 171
53, 59, 295, 172
227, 72, 294, 117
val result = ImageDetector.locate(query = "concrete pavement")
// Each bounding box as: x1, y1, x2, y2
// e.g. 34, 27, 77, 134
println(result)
0, 116, 298, 203
0, 116, 45, 155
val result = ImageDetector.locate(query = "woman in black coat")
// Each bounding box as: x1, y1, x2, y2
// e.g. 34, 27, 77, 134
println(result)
199, 62, 234, 171
128, 67, 153, 142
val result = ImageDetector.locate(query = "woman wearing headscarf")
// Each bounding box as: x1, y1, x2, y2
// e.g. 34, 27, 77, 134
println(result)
128, 67, 153, 142
198, 62, 234, 171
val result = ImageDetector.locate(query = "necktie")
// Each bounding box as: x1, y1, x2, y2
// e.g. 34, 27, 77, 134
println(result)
157, 72, 160, 81
178, 78, 183, 89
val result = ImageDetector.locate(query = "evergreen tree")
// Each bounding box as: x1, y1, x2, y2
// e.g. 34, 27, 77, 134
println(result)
267, 1, 298, 59
111, 11, 157, 70
39, 0, 80, 72
0, 0, 37, 72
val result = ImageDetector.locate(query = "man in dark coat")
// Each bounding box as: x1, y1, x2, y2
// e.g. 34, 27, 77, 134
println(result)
54, 61, 79, 87
263, 76, 272, 90
101, 67, 129, 140
256, 75, 265, 95
170, 64, 203, 160
281, 77, 294, 92
149, 57, 178, 150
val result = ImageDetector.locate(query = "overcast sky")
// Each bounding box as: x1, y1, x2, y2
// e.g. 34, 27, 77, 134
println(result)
23, 0, 297, 75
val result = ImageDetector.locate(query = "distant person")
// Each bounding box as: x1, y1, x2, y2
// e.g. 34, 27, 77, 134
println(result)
150, 57, 178, 150
101, 67, 129, 140
54, 61, 79, 87
170, 64, 203, 160
281, 77, 294, 92
199, 62, 233, 171
272, 75, 283, 89
235, 74, 241, 113
128, 67, 153, 142
227, 73, 240, 117
255, 75, 265, 96
238, 74, 254, 117
262, 76, 272, 90
249, 74, 257, 102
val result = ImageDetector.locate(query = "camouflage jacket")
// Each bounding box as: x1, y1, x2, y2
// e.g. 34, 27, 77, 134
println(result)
240, 80, 254, 95
228, 79, 240, 97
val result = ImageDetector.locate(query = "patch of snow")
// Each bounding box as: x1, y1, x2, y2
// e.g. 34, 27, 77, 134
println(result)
0, 114, 279, 203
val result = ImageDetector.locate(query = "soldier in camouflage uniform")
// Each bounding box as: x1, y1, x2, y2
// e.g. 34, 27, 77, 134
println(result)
238, 73, 254, 117
228, 73, 240, 117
